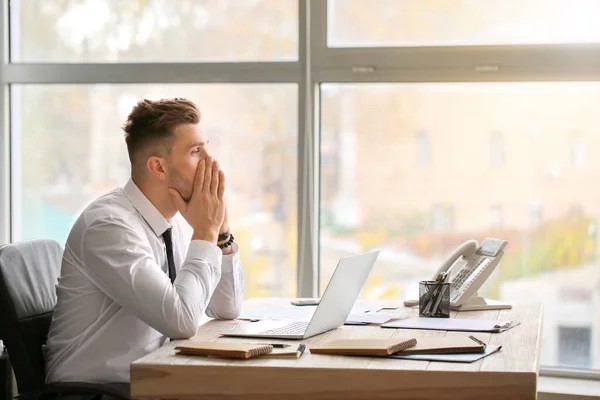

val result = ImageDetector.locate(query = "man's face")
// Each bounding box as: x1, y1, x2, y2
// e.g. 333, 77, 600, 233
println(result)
165, 123, 210, 203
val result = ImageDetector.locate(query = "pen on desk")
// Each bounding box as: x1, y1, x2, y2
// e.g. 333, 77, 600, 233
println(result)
468, 335, 487, 350
245, 343, 291, 348
297, 343, 307, 355
430, 284, 447, 315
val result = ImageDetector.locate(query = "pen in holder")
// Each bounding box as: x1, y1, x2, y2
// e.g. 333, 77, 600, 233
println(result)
419, 280, 450, 318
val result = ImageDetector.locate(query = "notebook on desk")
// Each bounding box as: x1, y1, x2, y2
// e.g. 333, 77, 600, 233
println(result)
175, 341, 273, 359
396, 336, 485, 355
309, 338, 417, 356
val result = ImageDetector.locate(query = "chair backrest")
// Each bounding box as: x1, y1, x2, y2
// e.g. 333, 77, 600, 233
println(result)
0, 240, 63, 393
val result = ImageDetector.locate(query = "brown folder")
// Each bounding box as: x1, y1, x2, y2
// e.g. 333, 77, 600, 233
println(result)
309, 338, 417, 356
397, 336, 485, 355
175, 341, 273, 359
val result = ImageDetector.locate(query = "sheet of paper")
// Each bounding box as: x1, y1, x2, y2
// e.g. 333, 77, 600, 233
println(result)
239, 305, 370, 322
390, 344, 502, 363
345, 312, 394, 325
381, 317, 519, 333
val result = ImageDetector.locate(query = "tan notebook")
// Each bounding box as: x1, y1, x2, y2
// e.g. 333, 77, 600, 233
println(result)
310, 338, 417, 356
175, 341, 273, 359
397, 336, 485, 355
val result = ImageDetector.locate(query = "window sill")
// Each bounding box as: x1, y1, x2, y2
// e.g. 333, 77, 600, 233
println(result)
538, 376, 600, 400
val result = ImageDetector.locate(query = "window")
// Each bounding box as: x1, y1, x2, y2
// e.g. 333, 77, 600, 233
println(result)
490, 131, 504, 167
558, 326, 592, 368
529, 203, 543, 229
490, 205, 503, 229
328, 0, 600, 47
571, 137, 585, 168
430, 204, 455, 232
4, 0, 600, 379
11, 84, 298, 297
13, 0, 298, 62
416, 130, 429, 165
319, 82, 600, 371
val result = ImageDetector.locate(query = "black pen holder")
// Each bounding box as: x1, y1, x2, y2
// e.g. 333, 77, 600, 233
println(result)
419, 280, 450, 318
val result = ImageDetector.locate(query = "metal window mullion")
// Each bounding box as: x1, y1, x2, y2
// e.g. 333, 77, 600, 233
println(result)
296, 0, 318, 297
0, 0, 8, 245
4, 62, 302, 84
308, 0, 326, 296
314, 43, 600, 69
8, 85, 19, 242
309, 0, 328, 66
540, 367, 600, 380
311, 65, 600, 83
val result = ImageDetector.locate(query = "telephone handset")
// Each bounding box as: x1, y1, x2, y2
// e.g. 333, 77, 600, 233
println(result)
406, 238, 512, 311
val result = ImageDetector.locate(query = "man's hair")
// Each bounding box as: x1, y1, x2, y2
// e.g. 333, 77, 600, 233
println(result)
122, 98, 200, 165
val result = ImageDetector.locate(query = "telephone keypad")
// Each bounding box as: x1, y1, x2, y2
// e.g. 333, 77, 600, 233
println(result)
450, 256, 492, 302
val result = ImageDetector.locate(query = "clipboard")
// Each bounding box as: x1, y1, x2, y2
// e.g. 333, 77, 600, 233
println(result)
381, 317, 519, 333
389, 344, 502, 363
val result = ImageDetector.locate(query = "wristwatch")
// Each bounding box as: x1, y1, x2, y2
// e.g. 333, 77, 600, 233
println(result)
218, 229, 230, 242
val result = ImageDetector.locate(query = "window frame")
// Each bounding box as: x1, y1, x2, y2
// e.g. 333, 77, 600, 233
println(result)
311, 1, 600, 83
0, 1, 319, 299
0, 0, 8, 246
2, 0, 600, 380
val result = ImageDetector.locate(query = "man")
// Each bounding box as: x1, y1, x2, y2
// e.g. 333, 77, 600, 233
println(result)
45, 98, 243, 383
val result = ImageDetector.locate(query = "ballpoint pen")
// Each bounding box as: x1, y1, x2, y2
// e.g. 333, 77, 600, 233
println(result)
430, 284, 447, 316
423, 271, 449, 316
244, 343, 291, 348
431, 271, 451, 316
468, 335, 487, 350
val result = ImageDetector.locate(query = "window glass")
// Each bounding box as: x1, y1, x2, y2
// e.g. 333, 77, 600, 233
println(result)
12, 84, 298, 297
12, 0, 298, 62
328, 0, 600, 47
320, 82, 600, 370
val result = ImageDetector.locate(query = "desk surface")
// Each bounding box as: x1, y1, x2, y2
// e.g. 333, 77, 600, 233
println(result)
131, 298, 542, 400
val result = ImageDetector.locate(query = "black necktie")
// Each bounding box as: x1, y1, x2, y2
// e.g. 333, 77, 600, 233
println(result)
162, 228, 176, 283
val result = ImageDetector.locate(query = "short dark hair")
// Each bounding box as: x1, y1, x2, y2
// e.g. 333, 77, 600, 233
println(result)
122, 98, 201, 165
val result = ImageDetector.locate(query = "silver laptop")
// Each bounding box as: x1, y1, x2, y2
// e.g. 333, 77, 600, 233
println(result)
222, 250, 380, 339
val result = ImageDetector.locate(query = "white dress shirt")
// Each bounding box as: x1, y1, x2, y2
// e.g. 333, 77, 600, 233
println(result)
45, 179, 244, 383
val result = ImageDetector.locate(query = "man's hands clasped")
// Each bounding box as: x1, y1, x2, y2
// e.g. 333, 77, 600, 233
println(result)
169, 157, 225, 244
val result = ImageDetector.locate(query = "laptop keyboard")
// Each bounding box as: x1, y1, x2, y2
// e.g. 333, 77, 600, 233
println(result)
261, 321, 309, 335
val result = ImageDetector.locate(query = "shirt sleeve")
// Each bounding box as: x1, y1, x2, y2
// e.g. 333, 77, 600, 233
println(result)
80, 217, 222, 339
205, 242, 244, 319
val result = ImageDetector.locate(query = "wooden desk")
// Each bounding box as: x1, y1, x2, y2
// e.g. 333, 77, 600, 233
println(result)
131, 298, 542, 400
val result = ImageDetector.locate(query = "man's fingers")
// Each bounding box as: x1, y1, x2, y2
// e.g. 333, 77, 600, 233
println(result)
210, 162, 219, 194
203, 158, 213, 192
194, 158, 207, 195
217, 170, 225, 199
168, 188, 186, 213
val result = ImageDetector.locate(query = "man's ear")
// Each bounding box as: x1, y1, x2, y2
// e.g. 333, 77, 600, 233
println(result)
146, 155, 168, 181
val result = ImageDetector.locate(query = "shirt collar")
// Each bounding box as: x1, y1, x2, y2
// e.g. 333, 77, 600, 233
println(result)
123, 178, 171, 237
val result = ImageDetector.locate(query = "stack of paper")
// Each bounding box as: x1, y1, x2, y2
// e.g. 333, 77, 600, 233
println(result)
391, 345, 502, 363
238, 305, 390, 324
381, 317, 519, 333
310, 335, 501, 363
345, 313, 396, 325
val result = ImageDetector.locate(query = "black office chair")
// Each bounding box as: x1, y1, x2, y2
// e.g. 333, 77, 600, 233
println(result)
0, 240, 129, 400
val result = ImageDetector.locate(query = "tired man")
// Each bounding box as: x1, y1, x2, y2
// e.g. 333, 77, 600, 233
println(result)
45, 98, 243, 383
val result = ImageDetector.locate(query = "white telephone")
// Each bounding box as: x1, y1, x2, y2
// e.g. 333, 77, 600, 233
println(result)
405, 238, 512, 311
